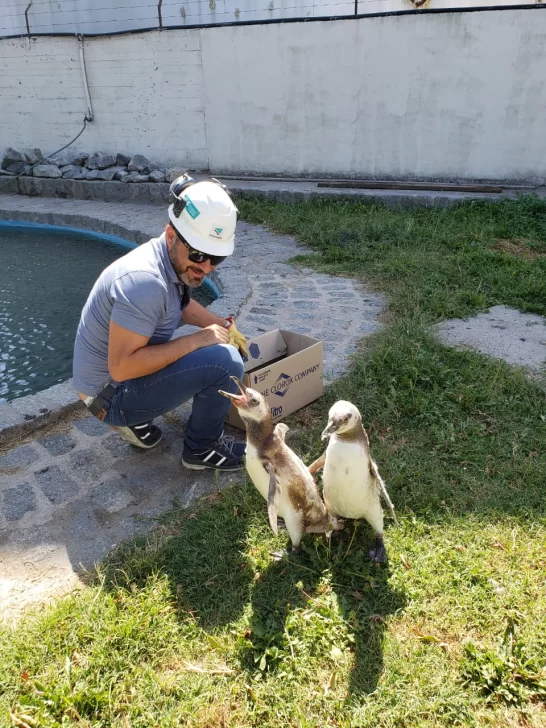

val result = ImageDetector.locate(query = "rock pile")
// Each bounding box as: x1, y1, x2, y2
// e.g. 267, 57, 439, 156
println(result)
1, 147, 186, 183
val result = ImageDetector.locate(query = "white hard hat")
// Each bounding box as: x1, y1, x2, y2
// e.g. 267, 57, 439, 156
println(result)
168, 175, 238, 256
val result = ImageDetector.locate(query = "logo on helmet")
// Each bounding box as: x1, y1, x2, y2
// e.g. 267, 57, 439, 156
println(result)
185, 197, 200, 219
210, 226, 224, 239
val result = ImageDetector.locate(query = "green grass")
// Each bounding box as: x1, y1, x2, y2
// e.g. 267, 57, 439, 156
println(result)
1, 196, 545, 727
239, 194, 546, 321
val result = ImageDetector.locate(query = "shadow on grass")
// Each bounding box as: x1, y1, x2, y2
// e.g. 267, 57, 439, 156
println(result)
238, 519, 405, 698
330, 522, 406, 697
98, 478, 404, 698
99, 484, 257, 630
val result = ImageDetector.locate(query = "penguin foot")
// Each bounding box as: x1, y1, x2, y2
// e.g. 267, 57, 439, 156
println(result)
270, 549, 289, 562
368, 536, 388, 564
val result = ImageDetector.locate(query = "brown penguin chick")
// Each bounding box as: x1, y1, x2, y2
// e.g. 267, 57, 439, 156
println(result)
219, 377, 344, 553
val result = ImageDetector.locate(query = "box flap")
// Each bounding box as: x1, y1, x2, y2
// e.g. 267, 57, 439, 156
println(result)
279, 329, 322, 356
243, 329, 287, 372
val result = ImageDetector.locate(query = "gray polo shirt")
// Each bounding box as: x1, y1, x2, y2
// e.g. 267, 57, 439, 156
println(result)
72, 232, 190, 396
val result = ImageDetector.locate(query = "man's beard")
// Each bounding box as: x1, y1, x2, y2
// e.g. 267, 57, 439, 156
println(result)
179, 269, 204, 288
168, 242, 204, 288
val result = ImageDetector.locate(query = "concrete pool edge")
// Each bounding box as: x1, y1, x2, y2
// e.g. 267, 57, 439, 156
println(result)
0, 220, 139, 249
0, 198, 249, 446
0, 204, 153, 246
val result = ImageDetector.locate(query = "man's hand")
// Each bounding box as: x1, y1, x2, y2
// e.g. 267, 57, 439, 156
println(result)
226, 317, 249, 359
196, 323, 230, 349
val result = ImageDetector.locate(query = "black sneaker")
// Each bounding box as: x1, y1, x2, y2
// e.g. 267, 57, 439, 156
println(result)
112, 421, 163, 450
220, 434, 246, 459
181, 434, 245, 471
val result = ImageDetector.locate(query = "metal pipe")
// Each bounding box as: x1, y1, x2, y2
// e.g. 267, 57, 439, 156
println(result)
158, 0, 163, 30
354, 0, 358, 16
77, 34, 94, 122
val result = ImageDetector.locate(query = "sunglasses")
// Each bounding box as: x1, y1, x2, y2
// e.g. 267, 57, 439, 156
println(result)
177, 233, 226, 267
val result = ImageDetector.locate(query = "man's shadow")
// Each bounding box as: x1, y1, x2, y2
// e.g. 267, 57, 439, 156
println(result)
98, 481, 258, 630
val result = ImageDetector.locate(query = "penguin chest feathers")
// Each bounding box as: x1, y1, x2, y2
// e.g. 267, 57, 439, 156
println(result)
245, 442, 270, 501
323, 439, 377, 519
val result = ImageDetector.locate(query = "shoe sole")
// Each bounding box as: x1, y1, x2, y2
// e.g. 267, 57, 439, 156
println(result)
181, 458, 244, 472
113, 427, 163, 450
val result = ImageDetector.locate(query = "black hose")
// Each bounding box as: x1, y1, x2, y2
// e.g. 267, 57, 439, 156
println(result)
0, 116, 89, 192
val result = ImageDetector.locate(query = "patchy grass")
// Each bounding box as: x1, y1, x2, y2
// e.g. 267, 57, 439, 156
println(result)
1, 196, 545, 727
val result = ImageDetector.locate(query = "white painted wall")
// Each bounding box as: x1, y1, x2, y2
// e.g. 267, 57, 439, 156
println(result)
1, 1, 540, 37
201, 10, 546, 180
0, 10, 545, 181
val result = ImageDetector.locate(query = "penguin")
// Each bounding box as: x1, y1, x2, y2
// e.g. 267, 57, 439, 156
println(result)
218, 377, 344, 553
308, 400, 397, 563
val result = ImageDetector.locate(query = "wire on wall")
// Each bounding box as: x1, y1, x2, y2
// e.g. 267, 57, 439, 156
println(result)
77, 34, 94, 123
0, 117, 89, 193
0, 2, 544, 39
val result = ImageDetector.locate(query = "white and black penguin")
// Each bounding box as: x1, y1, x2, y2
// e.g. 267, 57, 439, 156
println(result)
308, 400, 397, 563
218, 377, 343, 553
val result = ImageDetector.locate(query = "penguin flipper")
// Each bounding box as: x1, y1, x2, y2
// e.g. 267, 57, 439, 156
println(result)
265, 461, 281, 535
274, 423, 289, 442
308, 451, 326, 476
370, 459, 398, 526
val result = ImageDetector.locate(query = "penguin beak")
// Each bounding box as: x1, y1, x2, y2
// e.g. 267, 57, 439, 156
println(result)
321, 419, 337, 440
218, 376, 248, 408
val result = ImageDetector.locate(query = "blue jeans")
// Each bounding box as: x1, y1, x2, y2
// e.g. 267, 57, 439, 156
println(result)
103, 344, 244, 450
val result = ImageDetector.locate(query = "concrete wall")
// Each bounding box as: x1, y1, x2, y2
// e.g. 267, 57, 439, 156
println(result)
0, 32, 209, 169
1, 9, 545, 181
201, 10, 546, 180
1, 1, 540, 37
2, 0, 353, 36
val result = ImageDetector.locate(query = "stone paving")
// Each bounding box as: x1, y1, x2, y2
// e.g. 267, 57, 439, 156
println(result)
0, 195, 385, 621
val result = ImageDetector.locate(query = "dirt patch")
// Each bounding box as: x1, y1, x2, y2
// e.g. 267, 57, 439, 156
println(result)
0, 406, 88, 455
492, 238, 546, 261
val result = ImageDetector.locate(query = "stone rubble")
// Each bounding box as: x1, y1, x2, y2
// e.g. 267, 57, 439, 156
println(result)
1, 147, 189, 184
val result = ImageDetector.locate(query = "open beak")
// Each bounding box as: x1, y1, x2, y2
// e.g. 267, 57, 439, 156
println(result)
218, 376, 248, 408
321, 419, 338, 440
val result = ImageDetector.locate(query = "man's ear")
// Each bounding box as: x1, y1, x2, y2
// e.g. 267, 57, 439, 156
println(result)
165, 224, 176, 245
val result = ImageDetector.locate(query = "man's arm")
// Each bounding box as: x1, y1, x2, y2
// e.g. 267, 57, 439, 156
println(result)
108, 320, 229, 382
181, 298, 229, 329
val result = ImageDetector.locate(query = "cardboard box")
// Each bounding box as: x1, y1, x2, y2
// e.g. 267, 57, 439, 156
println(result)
225, 329, 323, 430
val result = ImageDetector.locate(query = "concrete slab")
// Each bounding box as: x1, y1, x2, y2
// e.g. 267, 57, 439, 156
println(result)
436, 305, 546, 373
3, 175, 545, 209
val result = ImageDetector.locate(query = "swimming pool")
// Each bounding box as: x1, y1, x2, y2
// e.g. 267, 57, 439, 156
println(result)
0, 222, 219, 403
